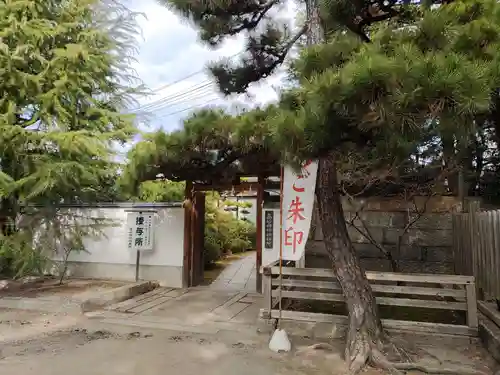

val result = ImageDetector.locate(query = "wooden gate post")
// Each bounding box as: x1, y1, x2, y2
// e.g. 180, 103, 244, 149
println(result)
191, 192, 206, 286
183, 181, 193, 287
256, 176, 264, 293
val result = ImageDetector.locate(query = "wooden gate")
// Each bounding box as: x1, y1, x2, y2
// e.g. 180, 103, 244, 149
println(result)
183, 189, 206, 287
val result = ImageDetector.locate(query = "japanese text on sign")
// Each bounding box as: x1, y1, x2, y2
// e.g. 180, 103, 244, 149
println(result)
127, 211, 155, 251
264, 210, 274, 249
281, 160, 318, 261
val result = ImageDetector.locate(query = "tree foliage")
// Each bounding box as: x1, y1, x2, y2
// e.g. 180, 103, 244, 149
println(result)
134, 0, 500, 200
275, 0, 500, 172
0, 0, 140, 211
129, 0, 500, 372
123, 108, 279, 188
0, 0, 142, 277
135, 180, 185, 202
204, 193, 256, 265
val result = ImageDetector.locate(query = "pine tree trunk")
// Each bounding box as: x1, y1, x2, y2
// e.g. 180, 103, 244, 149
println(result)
316, 152, 385, 371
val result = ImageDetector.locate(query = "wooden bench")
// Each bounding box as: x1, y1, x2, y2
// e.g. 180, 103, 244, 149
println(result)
260, 265, 478, 337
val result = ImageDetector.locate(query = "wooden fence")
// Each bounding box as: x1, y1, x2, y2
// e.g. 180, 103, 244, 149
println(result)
261, 264, 478, 337
452, 209, 500, 301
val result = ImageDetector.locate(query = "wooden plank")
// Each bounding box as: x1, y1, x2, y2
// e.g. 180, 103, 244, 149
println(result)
272, 278, 466, 298
262, 310, 477, 337
269, 267, 475, 285
483, 211, 494, 296
478, 213, 487, 297
110, 288, 173, 312
478, 301, 500, 329
365, 271, 474, 285
273, 279, 340, 290
259, 260, 279, 273
492, 211, 500, 299
464, 214, 472, 275
465, 283, 478, 329
272, 290, 467, 310
455, 214, 461, 274
128, 296, 172, 314
470, 210, 480, 294
262, 274, 272, 315
272, 289, 344, 302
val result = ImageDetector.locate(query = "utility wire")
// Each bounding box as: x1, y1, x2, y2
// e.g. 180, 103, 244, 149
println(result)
128, 51, 244, 113
147, 87, 216, 113
129, 52, 244, 119
149, 51, 243, 93
154, 97, 221, 119
134, 81, 214, 113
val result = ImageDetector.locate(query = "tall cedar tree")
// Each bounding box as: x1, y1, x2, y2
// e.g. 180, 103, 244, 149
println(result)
131, 0, 500, 373
0, 0, 141, 226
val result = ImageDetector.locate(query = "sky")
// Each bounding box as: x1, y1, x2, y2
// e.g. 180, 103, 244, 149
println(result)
127, 0, 296, 134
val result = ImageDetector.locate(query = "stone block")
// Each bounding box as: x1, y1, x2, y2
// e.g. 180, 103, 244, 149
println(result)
384, 228, 452, 247
411, 213, 452, 230
360, 258, 394, 272
341, 195, 463, 213
422, 246, 454, 262
345, 211, 397, 228
348, 226, 384, 244
79, 281, 159, 313
397, 244, 423, 261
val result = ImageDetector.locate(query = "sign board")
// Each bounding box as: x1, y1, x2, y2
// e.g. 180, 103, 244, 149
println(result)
281, 160, 318, 261
127, 211, 155, 251
264, 210, 274, 249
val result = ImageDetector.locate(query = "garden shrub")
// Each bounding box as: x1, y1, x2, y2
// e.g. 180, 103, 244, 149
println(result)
203, 196, 256, 267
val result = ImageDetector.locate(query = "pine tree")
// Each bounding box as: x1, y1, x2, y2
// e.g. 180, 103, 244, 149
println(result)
0, 0, 142, 273
132, 0, 500, 372
154, 0, 418, 372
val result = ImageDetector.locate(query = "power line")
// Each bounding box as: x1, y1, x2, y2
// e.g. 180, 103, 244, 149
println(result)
154, 97, 221, 119
150, 70, 205, 93
134, 81, 214, 113
130, 52, 244, 114
149, 51, 243, 93
146, 87, 216, 113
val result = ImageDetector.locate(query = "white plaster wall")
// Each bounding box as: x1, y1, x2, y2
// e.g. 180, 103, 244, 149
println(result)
50, 204, 185, 287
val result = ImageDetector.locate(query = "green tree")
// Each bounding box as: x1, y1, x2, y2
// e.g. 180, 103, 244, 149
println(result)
136, 180, 186, 202
0, 0, 142, 275
131, 0, 500, 372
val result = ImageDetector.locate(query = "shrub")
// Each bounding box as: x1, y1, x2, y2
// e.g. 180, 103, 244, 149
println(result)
0, 232, 47, 278
203, 195, 256, 266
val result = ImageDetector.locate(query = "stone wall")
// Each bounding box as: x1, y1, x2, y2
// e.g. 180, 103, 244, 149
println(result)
305, 196, 467, 274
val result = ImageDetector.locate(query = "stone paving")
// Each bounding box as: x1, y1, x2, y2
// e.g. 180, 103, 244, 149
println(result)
209, 252, 257, 292
83, 286, 264, 335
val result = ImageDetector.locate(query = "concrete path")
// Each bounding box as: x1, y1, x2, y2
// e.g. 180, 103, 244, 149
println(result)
209, 252, 256, 292
89, 287, 264, 333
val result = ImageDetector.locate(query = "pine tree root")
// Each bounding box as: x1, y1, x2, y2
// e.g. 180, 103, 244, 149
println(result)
346, 336, 490, 375
370, 347, 488, 375
299, 334, 489, 375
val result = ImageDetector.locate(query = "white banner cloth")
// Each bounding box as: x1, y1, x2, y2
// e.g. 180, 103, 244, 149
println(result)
281, 160, 318, 260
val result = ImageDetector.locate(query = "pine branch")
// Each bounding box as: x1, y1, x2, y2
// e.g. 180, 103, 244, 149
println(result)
225, 0, 280, 37
211, 23, 308, 95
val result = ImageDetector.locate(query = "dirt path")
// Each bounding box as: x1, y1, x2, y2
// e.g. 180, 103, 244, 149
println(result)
0, 319, 363, 375
0, 309, 82, 345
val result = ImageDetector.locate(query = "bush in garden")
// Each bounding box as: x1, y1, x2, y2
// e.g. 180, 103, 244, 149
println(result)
203, 195, 256, 266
